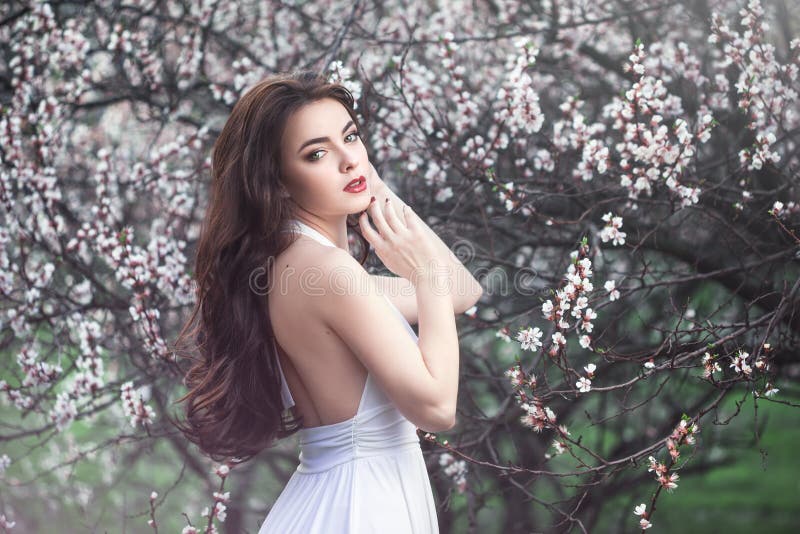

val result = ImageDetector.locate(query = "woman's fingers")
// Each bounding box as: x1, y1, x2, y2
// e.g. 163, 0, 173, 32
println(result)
382, 198, 407, 234
402, 204, 412, 231
368, 197, 393, 238
402, 202, 420, 230
359, 207, 383, 246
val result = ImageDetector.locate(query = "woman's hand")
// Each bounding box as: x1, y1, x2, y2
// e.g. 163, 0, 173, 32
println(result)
366, 162, 384, 195
366, 162, 405, 221
359, 163, 484, 307
358, 197, 443, 286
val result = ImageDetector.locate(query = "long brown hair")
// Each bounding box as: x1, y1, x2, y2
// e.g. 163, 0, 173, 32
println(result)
171, 70, 369, 463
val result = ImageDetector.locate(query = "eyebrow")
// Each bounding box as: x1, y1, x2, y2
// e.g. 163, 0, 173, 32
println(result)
296, 120, 355, 154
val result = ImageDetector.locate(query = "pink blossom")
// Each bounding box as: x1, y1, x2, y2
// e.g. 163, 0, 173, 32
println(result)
439, 452, 469, 494
516, 326, 543, 352
659, 472, 680, 492
576, 377, 592, 393
49, 392, 78, 432
495, 326, 512, 343
520, 401, 557, 432
552, 332, 567, 347
214, 464, 230, 478
120, 382, 155, 428
0, 513, 15, 529
604, 279, 620, 301
505, 365, 524, 387
730, 350, 752, 376
702, 352, 722, 378
599, 212, 627, 246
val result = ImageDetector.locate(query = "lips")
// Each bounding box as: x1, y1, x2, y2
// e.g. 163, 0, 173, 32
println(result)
343, 176, 366, 192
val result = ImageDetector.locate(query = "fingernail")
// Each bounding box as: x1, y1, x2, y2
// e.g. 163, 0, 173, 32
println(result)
385, 198, 390, 203
370, 196, 375, 203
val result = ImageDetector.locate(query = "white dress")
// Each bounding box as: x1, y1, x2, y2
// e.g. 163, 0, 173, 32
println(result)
259, 219, 439, 534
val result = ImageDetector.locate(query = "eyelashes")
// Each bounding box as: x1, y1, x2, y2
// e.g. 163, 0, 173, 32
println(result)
306, 130, 361, 162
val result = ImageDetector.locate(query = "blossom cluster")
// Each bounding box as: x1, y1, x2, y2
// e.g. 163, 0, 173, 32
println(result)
647, 455, 680, 493
540, 241, 597, 358
701, 352, 723, 378
440, 33, 479, 135
551, 96, 608, 182
481, 353, 571, 454
604, 279, 621, 301
608, 41, 708, 206
710, 0, 800, 170
490, 175, 518, 212
17, 345, 62, 388
504, 363, 559, 434
769, 200, 799, 219
438, 452, 468, 494
544, 425, 573, 460
642, 414, 700, 504
104, 21, 163, 91
495, 38, 545, 140
120, 381, 155, 428
184, 464, 233, 532
666, 416, 701, 462
516, 326, 543, 352
727, 345, 779, 398
500, 242, 610, 455
576, 364, 596, 394
49, 392, 78, 432
730, 347, 774, 382
504, 363, 536, 390
633, 503, 652, 530
519, 400, 558, 434
599, 212, 627, 247
200, 494, 229, 524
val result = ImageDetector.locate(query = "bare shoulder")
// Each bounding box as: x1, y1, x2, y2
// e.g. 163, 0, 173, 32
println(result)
270, 239, 372, 325
310, 246, 452, 432
271, 238, 345, 292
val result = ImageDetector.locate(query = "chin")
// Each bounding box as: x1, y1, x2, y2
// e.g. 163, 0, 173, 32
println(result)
346, 190, 370, 205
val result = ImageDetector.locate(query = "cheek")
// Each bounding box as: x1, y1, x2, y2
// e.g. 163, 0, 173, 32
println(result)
298, 169, 337, 199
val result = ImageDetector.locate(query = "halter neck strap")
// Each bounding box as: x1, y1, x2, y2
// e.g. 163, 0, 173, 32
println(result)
287, 219, 337, 248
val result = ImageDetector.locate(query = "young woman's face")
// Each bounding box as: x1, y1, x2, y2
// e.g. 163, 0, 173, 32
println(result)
280, 98, 371, 217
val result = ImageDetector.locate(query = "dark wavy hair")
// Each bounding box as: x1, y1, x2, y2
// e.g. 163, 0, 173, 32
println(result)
171, 70, 369, 463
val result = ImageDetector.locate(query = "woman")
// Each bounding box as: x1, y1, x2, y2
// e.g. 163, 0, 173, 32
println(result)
174, 70, 483, 533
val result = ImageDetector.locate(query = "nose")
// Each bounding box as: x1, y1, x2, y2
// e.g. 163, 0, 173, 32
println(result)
340, 146, 360, 174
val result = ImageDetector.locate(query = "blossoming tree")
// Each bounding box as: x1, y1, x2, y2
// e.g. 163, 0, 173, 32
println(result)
1, 0, 798, 532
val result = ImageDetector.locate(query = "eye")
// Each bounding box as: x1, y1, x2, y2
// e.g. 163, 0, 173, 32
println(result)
305, 131, 360, 162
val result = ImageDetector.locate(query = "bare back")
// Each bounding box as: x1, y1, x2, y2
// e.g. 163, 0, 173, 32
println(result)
268, 236, 368, 429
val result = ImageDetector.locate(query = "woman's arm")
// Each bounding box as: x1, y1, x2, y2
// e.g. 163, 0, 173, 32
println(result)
367, 163, 484, 313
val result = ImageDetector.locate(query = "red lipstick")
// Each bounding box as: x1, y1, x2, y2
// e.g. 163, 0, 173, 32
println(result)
344, 176, 367, 193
